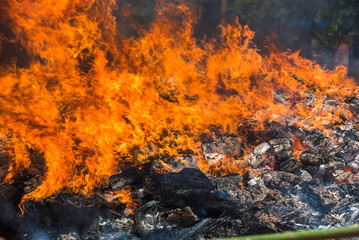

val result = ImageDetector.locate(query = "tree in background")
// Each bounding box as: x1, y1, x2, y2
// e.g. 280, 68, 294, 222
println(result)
230, 0, 325, 49
230, 0, 359, 51
319, 0, 359, 46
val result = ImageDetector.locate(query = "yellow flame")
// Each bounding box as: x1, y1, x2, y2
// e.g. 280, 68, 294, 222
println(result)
0, 0, 356, 204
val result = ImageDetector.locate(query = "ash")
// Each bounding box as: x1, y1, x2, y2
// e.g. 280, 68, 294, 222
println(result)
3, 96, 359, 239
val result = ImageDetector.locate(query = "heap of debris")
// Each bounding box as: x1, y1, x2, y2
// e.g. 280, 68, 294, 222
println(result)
2, 95, 359, 240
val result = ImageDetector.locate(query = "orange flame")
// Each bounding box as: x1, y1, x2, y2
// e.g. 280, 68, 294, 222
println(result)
292, 135, 308, 160
0, 0, 357, 204
103, 188, 137, 214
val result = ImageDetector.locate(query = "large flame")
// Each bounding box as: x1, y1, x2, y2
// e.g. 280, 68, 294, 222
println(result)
0, 0, 356, 201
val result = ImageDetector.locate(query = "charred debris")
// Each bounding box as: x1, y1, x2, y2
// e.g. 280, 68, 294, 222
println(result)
2, 92, 359, 239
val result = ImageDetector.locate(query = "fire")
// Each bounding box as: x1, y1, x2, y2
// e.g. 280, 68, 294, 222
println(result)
103, 188, 136, 214
0, 0, 357, 204
292, 135, 308, 160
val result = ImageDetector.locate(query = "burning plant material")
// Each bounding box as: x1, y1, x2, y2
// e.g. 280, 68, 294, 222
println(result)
1, 0, 359, 239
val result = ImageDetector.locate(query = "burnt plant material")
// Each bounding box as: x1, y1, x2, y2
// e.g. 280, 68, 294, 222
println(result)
3, 95, 359, 239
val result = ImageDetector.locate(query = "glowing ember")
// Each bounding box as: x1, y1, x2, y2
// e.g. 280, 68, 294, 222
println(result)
0, 0, 357, 204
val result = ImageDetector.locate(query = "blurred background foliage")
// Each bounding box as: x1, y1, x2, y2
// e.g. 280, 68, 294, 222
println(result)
230, 0, 359, 48
117, 0, 359, 48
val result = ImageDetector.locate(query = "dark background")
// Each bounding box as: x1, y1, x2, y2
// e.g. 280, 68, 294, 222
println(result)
116, 0, 359, 77
2, 0, 359, 77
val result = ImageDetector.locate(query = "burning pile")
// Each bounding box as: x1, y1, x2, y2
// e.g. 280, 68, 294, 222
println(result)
1, 0, 359, 239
